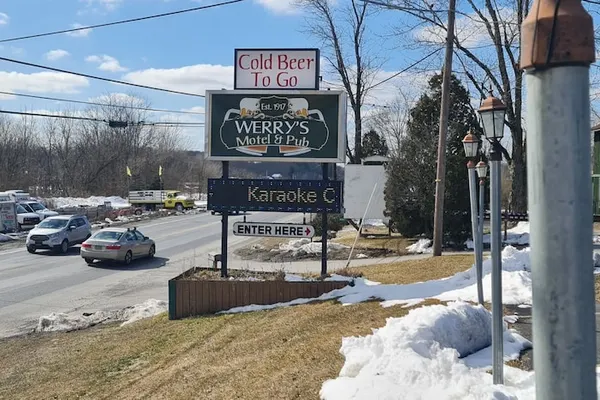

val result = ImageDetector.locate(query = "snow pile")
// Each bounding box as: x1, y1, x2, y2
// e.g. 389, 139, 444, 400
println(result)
221, 245, 533, 315
320, 302, 533, 400
48, 196, 131, 209
406, 238, 433, 254
0, 233, 13, 242
276, 238, 349, 256
466, 221, 530, 249
35, 299, 167, 333
362, 219, 387, 227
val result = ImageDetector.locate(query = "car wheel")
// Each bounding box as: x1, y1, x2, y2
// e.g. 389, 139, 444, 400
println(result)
59, 239, 69, 254
148, 245, 155, 259
124, 250, 133, 265
84, 258, 94, 265
26, 246, 36, 254
175, 203, 184, 212
134, 208, 142, 216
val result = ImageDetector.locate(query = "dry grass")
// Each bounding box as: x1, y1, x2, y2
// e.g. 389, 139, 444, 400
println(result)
332, 229, 414, 256
594, 275, 600, 303
345, 254, 474, 285
0, 255, 473, 400
0, 299, 442, 400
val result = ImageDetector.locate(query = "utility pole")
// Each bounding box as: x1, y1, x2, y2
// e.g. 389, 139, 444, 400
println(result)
431, 0, 456, 256
521, 0, 596, 398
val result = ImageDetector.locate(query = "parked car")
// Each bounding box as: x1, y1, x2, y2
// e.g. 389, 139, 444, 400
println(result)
19, 200, 59, 220
26, 215, 92, 254
16, 203, 41, 230
80, 227, 156, 265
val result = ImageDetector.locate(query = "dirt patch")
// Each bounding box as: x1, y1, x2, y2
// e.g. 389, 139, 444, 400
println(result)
333, 229, 415, 256
234, 238, 393, 262
181, 267, 287, 281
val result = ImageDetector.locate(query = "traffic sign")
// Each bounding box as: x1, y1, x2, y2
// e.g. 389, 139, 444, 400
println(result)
233, 222, 315, 238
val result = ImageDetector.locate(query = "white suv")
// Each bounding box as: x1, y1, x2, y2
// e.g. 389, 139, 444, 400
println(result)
26, 215, 92, 254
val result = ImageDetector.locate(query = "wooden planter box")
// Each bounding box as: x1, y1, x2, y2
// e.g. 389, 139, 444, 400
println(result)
168, 267, 351, 320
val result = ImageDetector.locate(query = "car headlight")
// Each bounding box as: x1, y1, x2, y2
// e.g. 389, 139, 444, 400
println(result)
48, 232, 59, 238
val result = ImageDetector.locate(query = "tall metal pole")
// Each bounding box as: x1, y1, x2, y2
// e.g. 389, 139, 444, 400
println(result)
321, 163, 329, 277
467, 162, 484, 304
220, 161, 229, 277
431, 0, 456, 256
521, 2, 596, 397
489, 143, 503, 384
478, 176, 485, 294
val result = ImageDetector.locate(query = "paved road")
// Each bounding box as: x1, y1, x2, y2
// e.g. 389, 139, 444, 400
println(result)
0, 211, 300, 338
507, 304, 600, 370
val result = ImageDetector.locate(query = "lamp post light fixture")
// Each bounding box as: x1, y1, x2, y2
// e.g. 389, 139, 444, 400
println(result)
462, 132, 484, 306
478, 93, 507, 385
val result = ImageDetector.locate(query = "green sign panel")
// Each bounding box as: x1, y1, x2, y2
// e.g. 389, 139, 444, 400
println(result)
205, 90, 346, 162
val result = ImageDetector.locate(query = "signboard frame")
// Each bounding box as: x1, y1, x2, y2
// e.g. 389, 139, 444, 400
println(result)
208, 178, 343, 213
204, 89, 347, 163
234, 48, 320, 90
233, 221, 316, 238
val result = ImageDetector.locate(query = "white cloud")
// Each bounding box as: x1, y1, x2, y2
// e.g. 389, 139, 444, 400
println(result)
254, 0, 300, 14
123, 64, 234, 94
80, 0, 122, 11
86, 55, 128, 72
45, 49, 70, 61
413, 8, 516, 49
66, 23, 92, 37
0, 71, 89, 95
0, 13, 9, 25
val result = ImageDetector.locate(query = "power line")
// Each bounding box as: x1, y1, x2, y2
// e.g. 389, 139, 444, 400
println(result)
0, 109, 204, 126
0, 0, 246, 44
0, 90, 205, 115
0, 56, 206, 98
369, 48, 442, 89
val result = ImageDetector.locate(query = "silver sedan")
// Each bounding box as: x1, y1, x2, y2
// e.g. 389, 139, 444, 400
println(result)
80, 227, 156, 265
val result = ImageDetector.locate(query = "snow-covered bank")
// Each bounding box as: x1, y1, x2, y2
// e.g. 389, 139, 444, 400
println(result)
466, 221, 530, 249
222, 245, 534, 315
47, 196, 131, 209
35, 299, 167, 333
320, 302, 532, 400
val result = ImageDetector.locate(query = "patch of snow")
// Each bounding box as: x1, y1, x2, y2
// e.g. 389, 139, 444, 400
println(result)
363, 219, 386, 227
277, 238, 349, 256
0, 233, 13, 242
35, 299, 167, 333
594, 252, 600, 267
504, 315, 519, 324
356, 253, 368, 259
221, 245, 536, 316
466, 221, 530, 249
406, 238, 433, 254
48, 196, 131, 210
320, 301, 532, 400
250, 243, 267, 251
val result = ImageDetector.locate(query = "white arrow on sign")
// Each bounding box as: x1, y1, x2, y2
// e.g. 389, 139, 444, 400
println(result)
233, 222, 315, 238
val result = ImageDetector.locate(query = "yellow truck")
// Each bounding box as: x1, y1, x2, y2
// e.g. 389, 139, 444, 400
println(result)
128, 190, 196, 214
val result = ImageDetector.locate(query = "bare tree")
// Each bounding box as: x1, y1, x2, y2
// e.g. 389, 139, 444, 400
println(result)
365, 89, 415, 153
373, 0, 528, 212
298, 0, 381, 163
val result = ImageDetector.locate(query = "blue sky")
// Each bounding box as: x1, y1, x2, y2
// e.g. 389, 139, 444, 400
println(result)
0, 0, 433, 150
2, 0, 599, 152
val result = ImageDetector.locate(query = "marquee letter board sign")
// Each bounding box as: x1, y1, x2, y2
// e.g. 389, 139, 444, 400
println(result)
207, 179, 343, 213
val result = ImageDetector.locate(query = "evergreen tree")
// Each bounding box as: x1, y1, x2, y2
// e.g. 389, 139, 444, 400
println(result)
385, 73, 483, 244
362, 129, 389, 157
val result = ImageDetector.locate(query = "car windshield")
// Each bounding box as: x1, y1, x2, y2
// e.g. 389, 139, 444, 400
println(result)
38, 219, 69, 229
16, 204, 30, 214
28, 202, 46, 211
93, 231, 123, 241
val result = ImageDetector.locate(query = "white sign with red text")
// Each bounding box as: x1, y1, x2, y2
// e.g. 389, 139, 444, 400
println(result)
234, 48, 320, 90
